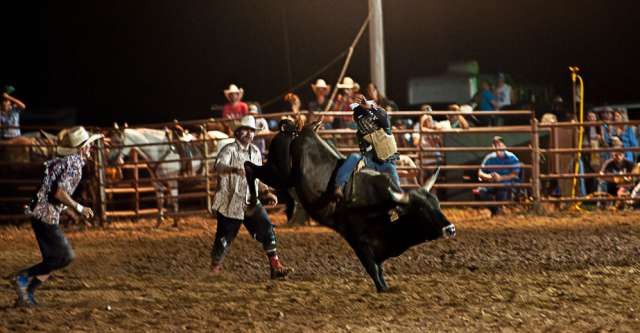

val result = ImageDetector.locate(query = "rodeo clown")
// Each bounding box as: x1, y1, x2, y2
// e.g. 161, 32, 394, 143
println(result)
334, 93, 400, 200
13, 126, 102, 307
210, 115, 292, 279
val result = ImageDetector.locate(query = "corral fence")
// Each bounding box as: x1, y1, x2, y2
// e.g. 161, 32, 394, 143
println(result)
2, 112, 639, 224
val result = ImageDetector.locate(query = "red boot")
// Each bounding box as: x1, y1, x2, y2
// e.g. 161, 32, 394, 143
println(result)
269, 254, 293, 279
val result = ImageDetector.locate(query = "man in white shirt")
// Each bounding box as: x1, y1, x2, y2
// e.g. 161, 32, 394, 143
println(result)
210, 115, 292, 279
495, 73, 513, 110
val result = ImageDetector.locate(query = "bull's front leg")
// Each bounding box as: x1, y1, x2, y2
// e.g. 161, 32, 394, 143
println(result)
351, 242, 389, 293
244, 161, 260, 206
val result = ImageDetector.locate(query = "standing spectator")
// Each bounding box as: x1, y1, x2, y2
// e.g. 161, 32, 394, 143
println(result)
598, 139, 636, 208
222, 84, 249, 119
248, 104, 270, 154
308, 79, 334, 129
477, 136, 521, 216
13, 126, 102, 306
366, 83, 398, 111
1, 90, 27, 139
611, 109, 638, 162
475, 81, 499, 126
495, 73, 513, 110
210, 115, 292, 279
582, 111, 605, 194
283, 92, 306, 131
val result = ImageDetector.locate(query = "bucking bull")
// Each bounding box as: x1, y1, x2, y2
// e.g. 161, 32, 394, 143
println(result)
245, 120, 456, 292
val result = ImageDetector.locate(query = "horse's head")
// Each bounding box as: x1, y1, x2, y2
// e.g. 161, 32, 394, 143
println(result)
107, 122, 129, 164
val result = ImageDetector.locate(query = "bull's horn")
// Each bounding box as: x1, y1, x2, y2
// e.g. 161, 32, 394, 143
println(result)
114, 122, 119, 129
422, 167, 441, 192
389, 187, 410, 204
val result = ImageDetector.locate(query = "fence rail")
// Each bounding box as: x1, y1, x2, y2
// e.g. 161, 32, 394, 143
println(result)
3, 110, 640, 224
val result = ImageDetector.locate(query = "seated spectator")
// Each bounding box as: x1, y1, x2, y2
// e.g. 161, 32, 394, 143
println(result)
333, 77, 358, 129
396, 154, 420, 186
476, 136, 521, 216
610, 109, 638, 162
598, 139, 636, 206
1, 89, 27, 139
444, 104, 470, 129
308, 78, 334, 129
412, 114, 443, 171
474, 81, 499, 126
222, 84, 248, 119
366, 83, 398, 111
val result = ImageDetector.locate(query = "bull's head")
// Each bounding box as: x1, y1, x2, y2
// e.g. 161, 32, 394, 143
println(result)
388, 168, 456, 240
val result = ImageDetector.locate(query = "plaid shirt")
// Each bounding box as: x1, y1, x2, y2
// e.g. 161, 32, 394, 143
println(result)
0, 107, 21, 138
27, 154, 85, 224
211, 141, 262, 220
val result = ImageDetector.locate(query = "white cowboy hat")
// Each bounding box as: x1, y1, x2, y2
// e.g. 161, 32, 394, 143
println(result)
459, 104, 473, 114
57, 126, 103, 156
311, 79, 331, 93
237, 115, 257, 131
336, 77, 358, 89
223, 84, 244, 101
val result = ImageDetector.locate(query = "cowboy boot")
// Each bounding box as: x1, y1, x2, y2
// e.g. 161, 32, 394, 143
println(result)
269, 255, 292, 279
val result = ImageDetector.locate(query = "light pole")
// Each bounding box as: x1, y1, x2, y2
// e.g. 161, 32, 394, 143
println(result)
369, 0, 386, 96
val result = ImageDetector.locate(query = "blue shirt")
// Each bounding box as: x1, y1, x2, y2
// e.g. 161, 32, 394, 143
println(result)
478, 90, 496, 111
0, 107, 21, 138
480, 150, 521, 183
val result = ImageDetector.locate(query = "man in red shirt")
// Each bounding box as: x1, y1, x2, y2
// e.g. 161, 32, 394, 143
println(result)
222, 84, 248, 119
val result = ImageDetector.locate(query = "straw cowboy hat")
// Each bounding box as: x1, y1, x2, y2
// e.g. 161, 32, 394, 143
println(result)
336, 77, 358, 89
57, 126, 103, 156
311, 79, 331, 93
223, 84, 244, 101
236, 115, 257, 131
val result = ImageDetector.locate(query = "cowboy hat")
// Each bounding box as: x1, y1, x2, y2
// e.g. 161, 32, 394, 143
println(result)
336, 77, 358, 89
223, 84, 244, 101
311, 79, 331, 93
236, 115, 257, 131
57, 126, 103, 156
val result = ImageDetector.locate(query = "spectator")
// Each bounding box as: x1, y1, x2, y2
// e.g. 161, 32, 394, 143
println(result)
582, 111, 606, 194
222, 84, 249, 119
475, 81, 499, 126
1, 90, 27, 139
477, 136, 521, 216
495, 73, 514, 110
332, 77, 358, 129
611, 109, 638, 162
248, 104, 270, 154
445, 104, 470, 129
412, 114, 443, 172
598, 139, 636, 208
366, 83, 398, 111
308, 79, 334, 129
283, 92, 306, 131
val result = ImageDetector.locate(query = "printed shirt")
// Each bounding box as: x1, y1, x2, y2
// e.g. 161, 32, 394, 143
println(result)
480, 151, 521, 183
0, 107, 21, 138
211, 141, 262, 220
28, 154, 85, 224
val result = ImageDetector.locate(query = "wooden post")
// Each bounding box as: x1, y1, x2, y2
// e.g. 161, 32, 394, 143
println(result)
201, 125, 213, 214
132, 149, 140, 219
531, 118, 541, 212
95, 138, 108, 225
417, 111, 424, 184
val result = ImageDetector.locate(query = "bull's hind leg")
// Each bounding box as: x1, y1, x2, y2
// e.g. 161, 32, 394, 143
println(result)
351, 242, 389, 292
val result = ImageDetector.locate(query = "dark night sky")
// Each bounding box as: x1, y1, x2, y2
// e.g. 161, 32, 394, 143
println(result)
3, 0, 640, 125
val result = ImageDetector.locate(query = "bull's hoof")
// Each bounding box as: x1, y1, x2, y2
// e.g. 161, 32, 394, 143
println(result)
376, 285, 390, 293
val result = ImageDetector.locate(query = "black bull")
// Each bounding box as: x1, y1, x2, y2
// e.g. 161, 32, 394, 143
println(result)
245, 122, 456, 292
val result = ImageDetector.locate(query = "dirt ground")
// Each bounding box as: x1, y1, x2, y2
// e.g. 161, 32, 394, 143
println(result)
1, 209, 639, 332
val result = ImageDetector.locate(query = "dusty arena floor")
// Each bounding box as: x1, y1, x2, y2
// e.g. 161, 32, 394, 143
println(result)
1, 209, 639, 332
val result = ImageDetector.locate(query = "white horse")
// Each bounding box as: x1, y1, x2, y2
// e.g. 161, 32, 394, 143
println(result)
109, 125, 232, 226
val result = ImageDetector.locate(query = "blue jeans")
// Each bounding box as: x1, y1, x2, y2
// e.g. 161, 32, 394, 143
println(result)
477, 187, 512, 215
335, 152, 400, 190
